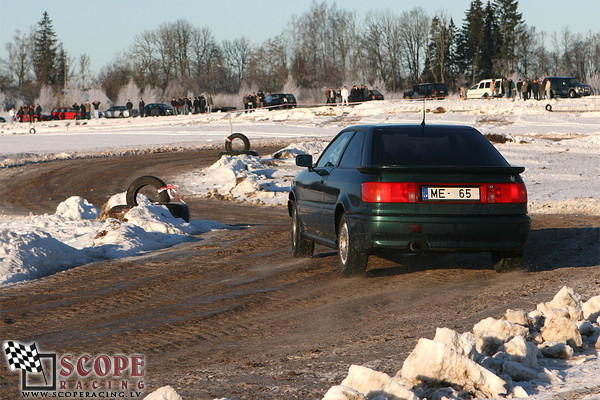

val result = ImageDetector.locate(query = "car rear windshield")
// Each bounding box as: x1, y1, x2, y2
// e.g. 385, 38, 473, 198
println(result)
372, 126, 510, 167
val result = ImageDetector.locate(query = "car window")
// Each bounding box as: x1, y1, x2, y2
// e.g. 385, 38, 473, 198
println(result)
371, 126, 509, 167
316, 131, 355, 168
339, 131, 364, 168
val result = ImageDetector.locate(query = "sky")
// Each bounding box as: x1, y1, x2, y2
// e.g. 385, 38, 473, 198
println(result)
0, 0, 599, 75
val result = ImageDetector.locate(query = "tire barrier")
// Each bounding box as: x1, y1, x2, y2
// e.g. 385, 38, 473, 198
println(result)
126, 176, 170, 206
545, 104, 552, 112
220, 133, 259, 157
29, 128, 36, 134
111, 175, 191, 222
225, 133, 250, 153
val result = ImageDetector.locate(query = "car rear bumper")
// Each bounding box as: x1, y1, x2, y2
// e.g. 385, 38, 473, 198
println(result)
350, 213, 530, 253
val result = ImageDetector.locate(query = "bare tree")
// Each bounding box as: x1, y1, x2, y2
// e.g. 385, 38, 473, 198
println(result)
398, 7, 430, 84
5, 29, 34, 87
78, 54, 90, 87
222, 37, 253, 87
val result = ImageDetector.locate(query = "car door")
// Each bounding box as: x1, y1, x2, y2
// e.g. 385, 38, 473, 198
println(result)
321, 131, 365, 241
300, 130, 355, 239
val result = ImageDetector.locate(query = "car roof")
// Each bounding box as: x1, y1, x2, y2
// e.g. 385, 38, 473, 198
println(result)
343, 124, 476, 132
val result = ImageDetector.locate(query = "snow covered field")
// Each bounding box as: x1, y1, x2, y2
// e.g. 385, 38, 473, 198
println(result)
1, 96, 599, 399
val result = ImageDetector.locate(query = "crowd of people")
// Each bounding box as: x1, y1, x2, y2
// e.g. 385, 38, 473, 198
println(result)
325, 85, 370, 105
9, 104, 43, 123
243, 91, 265, 110
461, 77, 553, 100
169, 94, 214, 115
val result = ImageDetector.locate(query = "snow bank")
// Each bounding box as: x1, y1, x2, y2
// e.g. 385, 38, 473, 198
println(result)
321, 286, 600, 400
179, 141, 328, 206
0, 195, 228, 286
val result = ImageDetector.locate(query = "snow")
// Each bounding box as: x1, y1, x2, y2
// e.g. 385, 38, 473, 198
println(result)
0, 194, 228, 285
1, 97, 600, 398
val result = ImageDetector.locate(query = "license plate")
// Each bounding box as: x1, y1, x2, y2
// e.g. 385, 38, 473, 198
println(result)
421, 186, 480, 201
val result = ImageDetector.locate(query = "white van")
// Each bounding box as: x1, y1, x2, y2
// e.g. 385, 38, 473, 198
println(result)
467, 78, 504, 98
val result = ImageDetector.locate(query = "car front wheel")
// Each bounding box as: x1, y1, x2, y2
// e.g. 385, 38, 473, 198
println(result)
291, 204, 314, 258
337, 213, 368, 277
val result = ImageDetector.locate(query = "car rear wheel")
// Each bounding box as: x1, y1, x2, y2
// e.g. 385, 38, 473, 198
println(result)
491, 251, 523, 272
568, 90, 577, 98
337, 214, 368, 277
291, 204, 314, 257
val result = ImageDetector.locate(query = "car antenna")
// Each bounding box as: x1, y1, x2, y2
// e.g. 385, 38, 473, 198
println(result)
421, 100, 426, 127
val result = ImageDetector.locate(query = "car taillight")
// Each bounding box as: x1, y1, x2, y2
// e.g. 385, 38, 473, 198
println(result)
485, 183, 527, 203
362, 182, 417, 203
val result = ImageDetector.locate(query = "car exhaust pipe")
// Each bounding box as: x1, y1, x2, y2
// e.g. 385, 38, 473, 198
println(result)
409, 241, 430, 252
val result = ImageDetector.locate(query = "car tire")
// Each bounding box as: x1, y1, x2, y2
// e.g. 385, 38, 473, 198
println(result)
568, 90, 577, 98
337, 213, 368, 277
126, 176, 170, 206
491, 251, 523, 272
545, 104, 552, 112
225, 133, 251, 153
291, 204, 314, 257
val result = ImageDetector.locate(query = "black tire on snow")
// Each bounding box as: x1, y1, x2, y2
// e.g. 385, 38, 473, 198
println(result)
545, 104, 552, 112
29, 128, 36, 134
291, 204, 314, 257
126, 175, 170, 206
225, 133, 251, 153
337, 213, 368, 277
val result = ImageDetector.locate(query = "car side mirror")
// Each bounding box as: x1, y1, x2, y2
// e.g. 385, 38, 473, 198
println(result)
296, 154, 314, 170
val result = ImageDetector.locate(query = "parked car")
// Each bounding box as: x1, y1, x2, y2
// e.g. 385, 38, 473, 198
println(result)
51, 107, 77, 120
403, 83, 448, 99
365, 89, 384, 101
102, 106, 138, 118
144, 103, 175, 116
289, 124, 530, 277
467, 79, 504, 98
544, 77, 592, 98
265, 93, 297, 109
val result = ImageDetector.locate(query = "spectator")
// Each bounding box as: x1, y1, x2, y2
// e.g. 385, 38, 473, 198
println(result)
92, 101, 101, 118
35, 104, 42, 120
126, 100, 133, 116
521, 79, 529, 101
516, 79, 523, 99
341, 86, 349, 105
545, 78, 552, 99
200, 95, 206, 113
531, 79, 539, 100
28, 105, 34, 122
73, 103, 80, 120
9, 107, 16, 124
207, 94, 213, 113
509, 79, 515, 99
139, 98, 145, 117
80, 103, 86, 119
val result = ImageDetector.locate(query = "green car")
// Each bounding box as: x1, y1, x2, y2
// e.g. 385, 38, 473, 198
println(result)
288, 124, 530, 277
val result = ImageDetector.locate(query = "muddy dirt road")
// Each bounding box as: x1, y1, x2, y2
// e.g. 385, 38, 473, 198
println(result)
1, 148, 599, 399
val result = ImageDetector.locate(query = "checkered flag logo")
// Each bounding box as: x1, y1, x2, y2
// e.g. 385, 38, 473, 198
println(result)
3, 341, 44, 374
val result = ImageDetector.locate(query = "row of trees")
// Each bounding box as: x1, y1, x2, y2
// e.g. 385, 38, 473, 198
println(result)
1, 1, 599, 107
